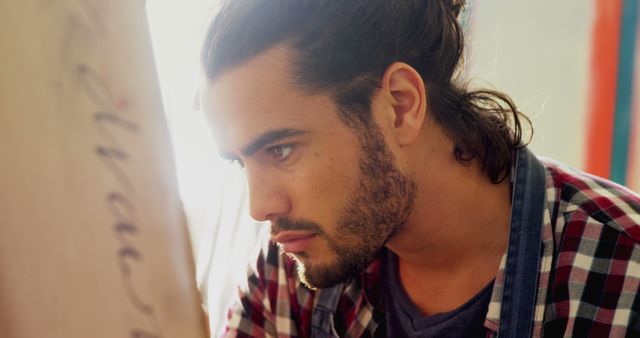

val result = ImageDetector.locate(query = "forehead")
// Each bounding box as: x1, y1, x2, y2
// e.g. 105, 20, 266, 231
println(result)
201, 47, 338, 151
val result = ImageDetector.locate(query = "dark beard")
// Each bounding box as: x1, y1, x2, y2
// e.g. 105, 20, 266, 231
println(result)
275, 123, 417, 289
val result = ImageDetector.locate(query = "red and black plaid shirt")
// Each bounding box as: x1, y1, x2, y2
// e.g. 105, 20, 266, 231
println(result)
222, 158, 640, 337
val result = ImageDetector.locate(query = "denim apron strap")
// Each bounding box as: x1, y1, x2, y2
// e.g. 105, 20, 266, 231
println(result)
311, 284, 343, 338
498, 148, 546, 337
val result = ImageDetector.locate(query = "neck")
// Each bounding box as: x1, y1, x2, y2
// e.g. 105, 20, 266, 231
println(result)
385, 128, 511, 314
387, 171, 511, 272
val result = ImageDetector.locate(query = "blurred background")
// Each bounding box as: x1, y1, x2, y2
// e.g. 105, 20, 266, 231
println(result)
144, 0, 640, 334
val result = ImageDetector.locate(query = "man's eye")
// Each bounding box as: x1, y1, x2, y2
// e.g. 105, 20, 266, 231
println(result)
267, 144, 294, 162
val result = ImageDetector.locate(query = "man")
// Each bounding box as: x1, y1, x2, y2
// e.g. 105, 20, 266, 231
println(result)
200, 0, 640, 337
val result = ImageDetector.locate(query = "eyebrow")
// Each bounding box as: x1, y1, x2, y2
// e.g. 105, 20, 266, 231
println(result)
222, 128, 308, 159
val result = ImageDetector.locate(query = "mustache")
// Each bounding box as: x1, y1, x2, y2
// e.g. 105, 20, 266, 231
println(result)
271, 218, 323, 235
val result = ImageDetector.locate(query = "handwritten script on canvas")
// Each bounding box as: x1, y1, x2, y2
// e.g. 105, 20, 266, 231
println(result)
47, 0, 163, 336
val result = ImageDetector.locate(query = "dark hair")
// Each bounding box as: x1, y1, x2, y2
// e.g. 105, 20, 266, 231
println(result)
202, 0, 531, 183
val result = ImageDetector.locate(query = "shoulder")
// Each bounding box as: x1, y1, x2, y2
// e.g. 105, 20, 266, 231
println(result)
542, 158, 640, 242
539, 159, 640, 336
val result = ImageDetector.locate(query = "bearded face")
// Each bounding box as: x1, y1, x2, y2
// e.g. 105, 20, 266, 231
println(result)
273, 124, 417, 289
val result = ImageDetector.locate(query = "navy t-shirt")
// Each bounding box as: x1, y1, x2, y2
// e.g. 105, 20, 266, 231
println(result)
382, 250, 494, 337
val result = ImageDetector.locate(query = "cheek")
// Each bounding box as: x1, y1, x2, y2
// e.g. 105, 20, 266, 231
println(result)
292, 145, 361, 224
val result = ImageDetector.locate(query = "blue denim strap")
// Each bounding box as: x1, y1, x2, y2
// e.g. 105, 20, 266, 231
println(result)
498, 148, 546, 337
311, 284, 342, 338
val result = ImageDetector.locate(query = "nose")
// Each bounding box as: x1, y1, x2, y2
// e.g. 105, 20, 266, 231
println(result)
246, 168, 290, 222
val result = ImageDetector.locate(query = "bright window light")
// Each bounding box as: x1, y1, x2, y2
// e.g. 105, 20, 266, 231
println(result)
145, 1, 264, 335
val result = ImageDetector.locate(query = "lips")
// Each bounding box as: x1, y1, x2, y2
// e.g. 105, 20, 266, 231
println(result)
271, 231, 317, 253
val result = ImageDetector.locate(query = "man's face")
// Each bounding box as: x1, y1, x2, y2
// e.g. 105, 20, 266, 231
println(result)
202, 47, 416, 288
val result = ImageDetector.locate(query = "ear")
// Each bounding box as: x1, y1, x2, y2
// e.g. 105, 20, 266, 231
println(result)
380, 62, 427, 146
